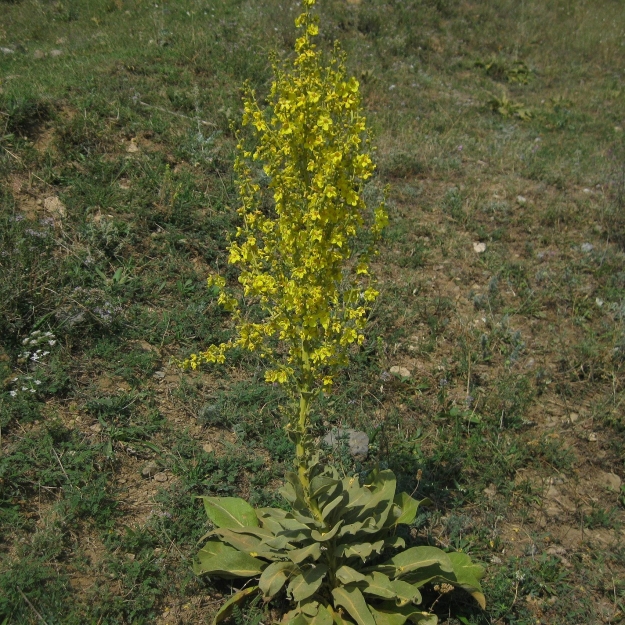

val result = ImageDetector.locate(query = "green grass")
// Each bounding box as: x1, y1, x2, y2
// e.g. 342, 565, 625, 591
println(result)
1, 0, 625, 622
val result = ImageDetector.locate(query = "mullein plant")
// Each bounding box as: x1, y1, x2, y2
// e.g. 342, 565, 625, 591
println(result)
180, 2, 485, 623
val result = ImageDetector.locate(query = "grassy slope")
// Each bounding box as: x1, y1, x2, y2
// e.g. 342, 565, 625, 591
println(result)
1, 0, 624, 623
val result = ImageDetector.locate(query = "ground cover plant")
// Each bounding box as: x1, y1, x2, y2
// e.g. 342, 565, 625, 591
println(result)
1, 0, 624, 623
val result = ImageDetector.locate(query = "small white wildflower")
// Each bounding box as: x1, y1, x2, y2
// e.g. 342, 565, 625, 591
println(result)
35, 380, 42, 385
43, 351, 50, 356
49, 340, 56, 346
32, 330, 41, 336
10, 390, 17, 397
44, 332, 53, 337
22, 386, 28, 391
31, 354, 39, 361
22, 338, 29, 345
12, 377, 18, 382
29, 339, 38, 345
29, 388, 36, 393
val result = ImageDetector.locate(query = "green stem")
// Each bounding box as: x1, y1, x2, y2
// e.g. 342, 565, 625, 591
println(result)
293, 342, 324, 523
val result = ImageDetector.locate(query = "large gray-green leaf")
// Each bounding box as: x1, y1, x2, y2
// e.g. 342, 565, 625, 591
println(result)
368, 607, 408, 625
311, 475, 341, 499
212, 585, 258, 625
258, 507, 310, 532
332, 611, 356, 625
310, 604, 334, 625
337, 540, 385, 562
370, 604, 437, 625
336, 565, 367, 584
343, 477, 372, 516
198, 496, 259, 529
259, 561, 299, 600
377, 547, 453, 580
301, 601, 321, 616
209, 528, 262, 553
442, 552, 486, 609
311, 520, 344, 542
263, 534, 296, 551
196, 539, 234, 560
288, 564, 328, 602
321, 494, 346, 521
387, 579, 422, 606
358, 571, 396, 600
383, 536, 406, 551
339, 517, 378, 538
448, 552, 485, 581
345, 470, 396, 526
288, 542, 322, 564
194, 542, 265, 578
392, 493, 421, 526
331, 586, 376, 625
198, 523, 274, 550
283, 471, 309, 513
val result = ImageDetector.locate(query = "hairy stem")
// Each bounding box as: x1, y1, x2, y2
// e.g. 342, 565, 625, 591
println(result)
293, 342, 324, 523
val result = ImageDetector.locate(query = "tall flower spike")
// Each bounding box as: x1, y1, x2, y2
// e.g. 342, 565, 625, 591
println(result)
180, 0, 386, 394
179, 0, 386, 496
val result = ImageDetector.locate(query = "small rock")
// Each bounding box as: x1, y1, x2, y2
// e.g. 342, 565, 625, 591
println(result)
126, 553, 135, 561
588, 432, 598, 442
127, 141, 140, 153
89, 423, 102, 433
49, 49, 63, 58
546, 545, 566, 556
490, 555, 502, 564
44, 196, 66, 218
202, 443, 214, 454
581, 242, 594, 253
483, 484, 497, 498
545, 485, 560, 500
118, 478, 127, 484
568, 412, 579, 423
473, 241, 486, 253
134, 340, 157, 353
389, 365, 411, 378
33, 50, 45, 60
600, 471, 622, 492
583, 188, 591, 194
544, 505, 561, 519
516, 195, 527, 205
323, 428, 369, 460
141, 461, 159, 478
0, 47, 14, 55
153, 370, 166, 379
154, 472, 168, 483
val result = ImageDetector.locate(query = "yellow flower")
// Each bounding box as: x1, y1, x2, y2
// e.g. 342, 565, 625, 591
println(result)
180, 0, 386, 391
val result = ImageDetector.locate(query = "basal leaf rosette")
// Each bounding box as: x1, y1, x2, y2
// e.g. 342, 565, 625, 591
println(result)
195, 467, 485, 625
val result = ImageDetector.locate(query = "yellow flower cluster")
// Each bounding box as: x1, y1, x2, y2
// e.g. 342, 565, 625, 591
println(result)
181, 0, 387, 390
